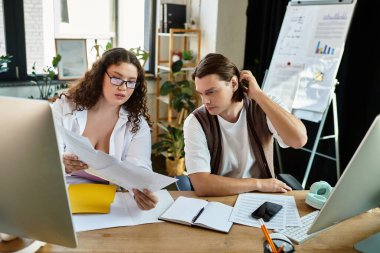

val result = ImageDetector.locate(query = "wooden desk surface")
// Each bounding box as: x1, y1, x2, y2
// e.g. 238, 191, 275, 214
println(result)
15, 191, 380, 252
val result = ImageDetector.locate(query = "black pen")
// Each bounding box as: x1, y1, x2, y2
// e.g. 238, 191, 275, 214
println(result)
192, 207, 205, 223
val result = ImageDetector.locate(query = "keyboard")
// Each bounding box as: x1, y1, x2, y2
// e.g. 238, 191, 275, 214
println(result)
278, 210, 320, 244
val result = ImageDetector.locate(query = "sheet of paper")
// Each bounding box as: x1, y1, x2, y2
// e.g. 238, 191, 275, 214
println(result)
293, 108, 323, 122
72, 190, 174, 232
58, 126, 118, 169
284, 196, 302, 227
58, 127, 177, 191
229, 193, 301, 230
229, 193, 285, 229
86, 161, 177, 192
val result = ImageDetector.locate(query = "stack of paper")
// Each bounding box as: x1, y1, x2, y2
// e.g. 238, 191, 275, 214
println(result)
72, 190, 175, 232
68, 184, 117, 214
58, 126, 177, 191
229, 193, 302, 230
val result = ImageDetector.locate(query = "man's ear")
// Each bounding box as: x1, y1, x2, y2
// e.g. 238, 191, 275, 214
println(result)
231, 76, 239, 91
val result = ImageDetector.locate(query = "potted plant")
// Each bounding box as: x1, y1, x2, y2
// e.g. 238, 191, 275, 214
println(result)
129, 46, 149, 67
181, 50, 194, 64
152, 123, 185, 176
30, 54, 62, 100
0, 55, 12, 73
152, 60, 198, 176
160, 60, 197, 124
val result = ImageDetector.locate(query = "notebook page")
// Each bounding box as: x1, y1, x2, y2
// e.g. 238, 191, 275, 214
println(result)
159, 196, 208, 225
195, 202, 233, 233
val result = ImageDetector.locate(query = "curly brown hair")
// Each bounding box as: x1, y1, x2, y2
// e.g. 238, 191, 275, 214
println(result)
62, 47, 151, 133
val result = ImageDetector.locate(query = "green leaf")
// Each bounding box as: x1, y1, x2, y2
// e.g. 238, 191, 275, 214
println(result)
160, 81, 176, 95
171, 60, 183, 73
106, 41, 113, 50
180, 86, 194, 96
52, 54, 61, 67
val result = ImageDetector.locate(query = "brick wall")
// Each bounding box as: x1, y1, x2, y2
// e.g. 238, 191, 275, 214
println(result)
24, 0, 45, 74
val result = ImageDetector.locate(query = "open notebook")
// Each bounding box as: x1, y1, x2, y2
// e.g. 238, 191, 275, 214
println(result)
159, 196, 233, 233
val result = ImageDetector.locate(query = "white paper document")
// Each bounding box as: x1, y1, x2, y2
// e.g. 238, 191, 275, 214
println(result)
58, 127, 177, 192
73, 190, 174, 232
229, 193, 301, 230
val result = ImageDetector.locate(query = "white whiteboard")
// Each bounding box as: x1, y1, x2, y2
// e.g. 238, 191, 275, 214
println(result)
263, 0, 356, 122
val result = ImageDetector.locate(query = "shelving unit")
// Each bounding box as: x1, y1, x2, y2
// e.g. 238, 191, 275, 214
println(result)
155, 29, 201, 135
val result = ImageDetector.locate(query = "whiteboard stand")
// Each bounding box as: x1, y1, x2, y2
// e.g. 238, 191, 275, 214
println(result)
274, 85, 341, 188
300, 88, 340, 188
267, 0, 355, 187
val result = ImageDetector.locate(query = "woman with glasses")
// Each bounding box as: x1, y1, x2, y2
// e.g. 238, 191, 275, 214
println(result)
52, 48, 157, 210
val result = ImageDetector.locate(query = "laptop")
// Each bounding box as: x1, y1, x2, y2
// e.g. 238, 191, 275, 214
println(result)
0, 96, 77, 247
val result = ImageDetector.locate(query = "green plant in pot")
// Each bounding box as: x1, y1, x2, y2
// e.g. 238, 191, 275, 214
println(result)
181, 50, 194, 64
153, 60, 197, 176
31, 54, 62, 100
0, 55, 12, 73
160, 60, 197, 124
129, 46, 149, 67
152, 123, 185, 176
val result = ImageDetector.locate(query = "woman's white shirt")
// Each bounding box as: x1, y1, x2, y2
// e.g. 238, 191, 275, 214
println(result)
51, 96, 152, 171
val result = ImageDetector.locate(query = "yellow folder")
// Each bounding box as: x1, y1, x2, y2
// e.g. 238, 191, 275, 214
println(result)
68, 184, 117, 214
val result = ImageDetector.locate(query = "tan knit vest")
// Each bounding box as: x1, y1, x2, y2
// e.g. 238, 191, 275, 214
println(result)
192, 97, 275, 178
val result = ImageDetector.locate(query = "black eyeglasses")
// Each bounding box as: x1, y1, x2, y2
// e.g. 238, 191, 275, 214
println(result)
106, 72, 139, 89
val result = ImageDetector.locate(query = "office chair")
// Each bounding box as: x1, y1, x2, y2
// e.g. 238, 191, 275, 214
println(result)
174, 175, 193, 191
277, 174, 303, 190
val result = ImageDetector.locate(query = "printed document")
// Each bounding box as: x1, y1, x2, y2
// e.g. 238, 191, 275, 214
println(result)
229, 193, 301, 230
58, 127, 177, 192
73, 190, 174, 232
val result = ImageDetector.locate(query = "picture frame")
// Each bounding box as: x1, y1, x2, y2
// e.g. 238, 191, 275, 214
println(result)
55, 39, 88, 80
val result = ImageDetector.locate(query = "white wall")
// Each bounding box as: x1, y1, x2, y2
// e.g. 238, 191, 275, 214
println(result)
199, 0, 218, 56
118, 0, 145, 50
215, 0, 247, 69
42, 0, 56, 71
54, 0, 114, 39
197, 0, 247, 68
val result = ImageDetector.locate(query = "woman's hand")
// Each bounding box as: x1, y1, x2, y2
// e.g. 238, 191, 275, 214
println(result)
255, 178, 292, 193
132, 189, 158, 210
63, 154, 88, 174
239, 70, 263, 101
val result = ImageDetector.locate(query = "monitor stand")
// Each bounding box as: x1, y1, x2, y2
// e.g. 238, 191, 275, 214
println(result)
354, 232, 380, 253
0, 237, 46, 253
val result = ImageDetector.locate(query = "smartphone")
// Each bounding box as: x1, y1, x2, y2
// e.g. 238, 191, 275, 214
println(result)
251, 201, 283, 222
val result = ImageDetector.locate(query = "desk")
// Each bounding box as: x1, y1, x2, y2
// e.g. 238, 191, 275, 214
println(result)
7, 191, 380, 252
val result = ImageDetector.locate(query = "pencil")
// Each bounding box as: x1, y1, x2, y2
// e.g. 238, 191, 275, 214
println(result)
277, 244, 284, 253
259, 218, 277, 253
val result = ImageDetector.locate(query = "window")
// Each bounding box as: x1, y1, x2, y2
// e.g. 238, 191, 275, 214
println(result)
0, 0, 156, 82
0, 1, 6, 56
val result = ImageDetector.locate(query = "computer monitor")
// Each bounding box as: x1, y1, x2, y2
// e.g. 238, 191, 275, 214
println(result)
0, 96, 77, 248
308, 114, 380, 245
